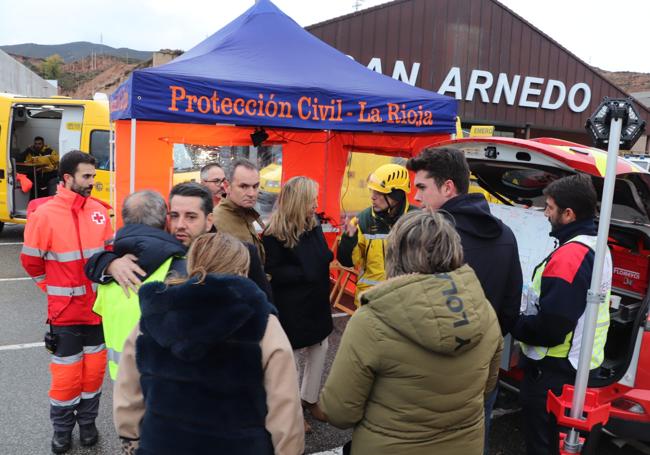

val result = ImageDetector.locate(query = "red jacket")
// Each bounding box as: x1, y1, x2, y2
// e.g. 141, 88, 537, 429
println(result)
21, 187, 114, 325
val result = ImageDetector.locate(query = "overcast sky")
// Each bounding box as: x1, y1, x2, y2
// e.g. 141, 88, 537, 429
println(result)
1, 0, 648, 73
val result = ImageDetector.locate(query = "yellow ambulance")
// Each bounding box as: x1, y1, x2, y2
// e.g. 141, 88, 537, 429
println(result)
0, 94, 112, 234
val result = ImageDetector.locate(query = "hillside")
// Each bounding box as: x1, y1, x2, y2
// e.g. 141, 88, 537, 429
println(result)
65, 55, 151, 98
6, 40, 650, 102
10, 53, 150, 97
596, 69, 650, 94
0, 42, 150, 63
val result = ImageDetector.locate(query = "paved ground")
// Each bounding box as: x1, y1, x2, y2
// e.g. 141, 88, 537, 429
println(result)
0, 222, 646, 454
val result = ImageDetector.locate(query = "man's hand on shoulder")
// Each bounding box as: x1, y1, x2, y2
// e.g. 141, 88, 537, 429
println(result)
107, 254, 145, 298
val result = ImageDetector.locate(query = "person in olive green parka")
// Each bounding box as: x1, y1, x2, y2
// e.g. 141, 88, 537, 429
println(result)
320, 210, 503, 455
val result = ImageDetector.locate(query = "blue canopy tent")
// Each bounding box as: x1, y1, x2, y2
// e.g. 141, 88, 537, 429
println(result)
109, 0, 456, 225
111, 0, 456, 131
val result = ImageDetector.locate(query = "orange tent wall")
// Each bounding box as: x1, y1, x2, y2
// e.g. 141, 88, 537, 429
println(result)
113, 119, 449, 227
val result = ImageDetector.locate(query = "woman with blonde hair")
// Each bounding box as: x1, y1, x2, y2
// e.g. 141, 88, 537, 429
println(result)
113, 232, 304, 455
320, 211, 503, 455
263, 176, 334, 430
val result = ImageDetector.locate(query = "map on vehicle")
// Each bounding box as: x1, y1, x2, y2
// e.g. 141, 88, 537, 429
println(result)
488, 203, 557, 311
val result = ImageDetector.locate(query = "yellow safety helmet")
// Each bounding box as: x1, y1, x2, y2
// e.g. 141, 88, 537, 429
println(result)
367, 163, 411, 194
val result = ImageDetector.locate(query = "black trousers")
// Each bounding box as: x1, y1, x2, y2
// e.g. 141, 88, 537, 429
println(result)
37, 171, 59, 196
519, 358, 575, 455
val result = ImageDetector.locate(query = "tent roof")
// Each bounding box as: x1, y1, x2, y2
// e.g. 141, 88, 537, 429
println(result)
110, 0, 456, 133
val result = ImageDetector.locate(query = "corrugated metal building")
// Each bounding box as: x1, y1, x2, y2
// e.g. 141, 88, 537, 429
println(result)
308, 0, 650, 151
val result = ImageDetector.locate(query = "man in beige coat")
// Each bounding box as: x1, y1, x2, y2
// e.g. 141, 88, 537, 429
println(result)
213, 158, 266, 262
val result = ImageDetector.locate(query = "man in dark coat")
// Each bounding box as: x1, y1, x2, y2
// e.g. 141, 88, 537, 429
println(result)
85, 190, 186, 381
86, 183, 271, 301
85, 191, 186, 287
407, 147, 523, 454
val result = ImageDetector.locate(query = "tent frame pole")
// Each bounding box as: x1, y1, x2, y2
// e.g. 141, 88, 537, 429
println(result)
130, 119, 136, 194
109, 121, 116, 214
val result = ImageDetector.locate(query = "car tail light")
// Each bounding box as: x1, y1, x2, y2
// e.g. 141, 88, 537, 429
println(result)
612, 398, 646, 415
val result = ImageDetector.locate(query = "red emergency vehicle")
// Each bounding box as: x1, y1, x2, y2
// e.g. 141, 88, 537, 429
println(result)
433, 136, 650, 441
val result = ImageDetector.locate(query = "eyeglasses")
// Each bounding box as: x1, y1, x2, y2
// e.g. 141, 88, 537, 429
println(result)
203, 178, 225, 184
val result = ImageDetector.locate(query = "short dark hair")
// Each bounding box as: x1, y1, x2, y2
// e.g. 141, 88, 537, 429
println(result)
200, 162, 223, 181
543, 174, 597, 221
34, 136, 44, 143
227, 158, 258, 182
406, 148, 470, 194
122, 190, 167, 230
58, 150, 96, 180
169, 182, 213, 215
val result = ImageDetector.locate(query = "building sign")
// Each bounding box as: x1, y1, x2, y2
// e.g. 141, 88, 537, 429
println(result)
469, 125, 495, 137
110, 74, 457, 134
357, 57, 592, 113
166, 85, 445, 129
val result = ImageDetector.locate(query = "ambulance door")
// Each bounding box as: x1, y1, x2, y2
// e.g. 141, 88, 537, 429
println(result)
7, 106, 31, 219
58, 106, 84, 157
88, 129, 111, 206
0, 119, 6, 225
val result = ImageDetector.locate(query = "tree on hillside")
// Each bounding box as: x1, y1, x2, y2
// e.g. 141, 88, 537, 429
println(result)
40, 54, 64, 80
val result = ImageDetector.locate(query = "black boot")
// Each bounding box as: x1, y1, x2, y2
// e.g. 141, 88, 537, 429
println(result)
79, 422, 99, 446
51, 430, 72, 454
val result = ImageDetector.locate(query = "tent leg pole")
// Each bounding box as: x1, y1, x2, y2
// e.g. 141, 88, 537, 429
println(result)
110, 122, 116, 213
130, 119, 136, 194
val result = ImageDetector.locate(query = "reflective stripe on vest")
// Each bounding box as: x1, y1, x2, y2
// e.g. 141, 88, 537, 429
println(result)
520, 234, 611, 369
357, 277, 381, 286
94, 257, 175, 380
47, 285, 87, 297
364, 233, 389, 240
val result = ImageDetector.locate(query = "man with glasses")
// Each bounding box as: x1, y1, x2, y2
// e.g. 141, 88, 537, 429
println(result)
200, 163, 226, 207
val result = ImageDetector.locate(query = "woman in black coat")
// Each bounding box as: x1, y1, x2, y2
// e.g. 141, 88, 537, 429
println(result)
263, 176, 333, 429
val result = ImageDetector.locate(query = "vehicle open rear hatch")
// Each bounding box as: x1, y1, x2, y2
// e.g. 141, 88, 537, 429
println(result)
434, 139, 650, 388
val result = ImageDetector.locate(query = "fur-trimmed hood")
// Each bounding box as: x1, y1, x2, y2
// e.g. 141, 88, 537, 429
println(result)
138, 274, 275, 362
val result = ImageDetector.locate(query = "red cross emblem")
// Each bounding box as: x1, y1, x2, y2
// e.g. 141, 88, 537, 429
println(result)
91, 212, 106, 225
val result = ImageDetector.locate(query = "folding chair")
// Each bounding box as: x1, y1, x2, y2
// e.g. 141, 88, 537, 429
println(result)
329, 236, 358, 315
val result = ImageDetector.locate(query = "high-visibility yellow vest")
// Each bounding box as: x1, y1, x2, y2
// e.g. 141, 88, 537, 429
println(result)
93, 257, 174, 380
520, 235, 611, 370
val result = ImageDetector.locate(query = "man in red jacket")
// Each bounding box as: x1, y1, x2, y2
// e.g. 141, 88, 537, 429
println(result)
21, 150, 113, 454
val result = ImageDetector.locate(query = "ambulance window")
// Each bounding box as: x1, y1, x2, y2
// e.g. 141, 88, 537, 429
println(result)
90, 130, 110, 170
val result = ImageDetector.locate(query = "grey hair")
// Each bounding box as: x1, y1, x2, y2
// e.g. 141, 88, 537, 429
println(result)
226, 158, 258, 182
199, 162, 223, 181
122, 190, 168, 230
385, 210, 464, 278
